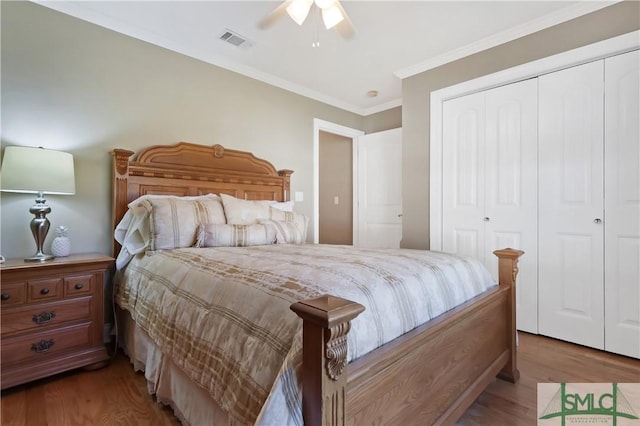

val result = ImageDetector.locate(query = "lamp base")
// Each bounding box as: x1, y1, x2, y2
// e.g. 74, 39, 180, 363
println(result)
27, 192, 54, 262
25, 253, 55, 262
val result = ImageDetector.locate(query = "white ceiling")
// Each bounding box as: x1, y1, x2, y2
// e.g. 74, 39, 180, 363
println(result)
36, 1, 615, 115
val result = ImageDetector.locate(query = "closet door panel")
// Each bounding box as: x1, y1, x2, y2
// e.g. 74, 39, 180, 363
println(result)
604, 50, 640, 358
442, 92, 485, 259
538, 60, 605, 349
484, 79, 538, 333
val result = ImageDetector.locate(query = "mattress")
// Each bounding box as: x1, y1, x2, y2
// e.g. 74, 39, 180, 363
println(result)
115, 244, 496, 425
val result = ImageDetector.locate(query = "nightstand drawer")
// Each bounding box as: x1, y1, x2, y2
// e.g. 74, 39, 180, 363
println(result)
1, 282, 26, 307
64, 274, 93, 296
1, 322, 92, 365
1, 296, 92, 336
28, 278, 62, 302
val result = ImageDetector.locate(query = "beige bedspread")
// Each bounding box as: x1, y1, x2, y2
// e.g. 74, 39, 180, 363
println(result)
115, 244, 496, 425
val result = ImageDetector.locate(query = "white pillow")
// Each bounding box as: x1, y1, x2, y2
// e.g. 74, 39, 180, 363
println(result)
220, 194, 276, 225
271, 200, 295, 212
114, 209, 149, 270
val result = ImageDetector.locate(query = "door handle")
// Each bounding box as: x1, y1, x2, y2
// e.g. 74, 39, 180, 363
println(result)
397, 214, 403, 217
594, 218, 602, 224
484, 217, 490, 222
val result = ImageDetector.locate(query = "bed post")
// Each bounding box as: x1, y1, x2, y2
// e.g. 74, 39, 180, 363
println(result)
112, 149, 134, 257
277, 169, 294, 201
493, 248, 524, 383
290, 295, 365, 426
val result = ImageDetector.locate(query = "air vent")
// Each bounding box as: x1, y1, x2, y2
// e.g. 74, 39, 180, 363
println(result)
219, 29, 253, 49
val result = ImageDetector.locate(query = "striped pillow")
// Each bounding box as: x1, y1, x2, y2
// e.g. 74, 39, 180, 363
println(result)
138, 195, 226, 251
257, 207, 309, 244
195, 223, 276, 247
259, 220, 303, 244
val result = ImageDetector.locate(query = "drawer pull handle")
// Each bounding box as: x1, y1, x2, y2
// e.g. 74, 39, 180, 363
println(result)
74, 283, 84, 290
31, 339, 55, 353
40, 288, 50, 295
32, 311, 56, 325
1, 293, 10, 301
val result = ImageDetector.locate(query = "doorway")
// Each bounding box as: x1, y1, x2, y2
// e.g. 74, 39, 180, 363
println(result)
313, 119, 364, 244
314, 119, 403, 248
319, 131, 353, 244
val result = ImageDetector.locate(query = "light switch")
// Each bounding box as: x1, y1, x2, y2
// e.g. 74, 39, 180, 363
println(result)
294, 191, 304, 202
334, 196, 339, 205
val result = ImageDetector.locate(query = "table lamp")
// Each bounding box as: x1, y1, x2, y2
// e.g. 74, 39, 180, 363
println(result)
1, 146, 76, 261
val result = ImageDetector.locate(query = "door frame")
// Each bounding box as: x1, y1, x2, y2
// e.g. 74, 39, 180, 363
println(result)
429, 30, 638, 250
313, 119, 364, 244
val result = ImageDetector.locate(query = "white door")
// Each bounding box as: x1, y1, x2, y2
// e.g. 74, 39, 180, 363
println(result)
538, 60, 605, 349
604, 50, 640, 358
442, 91, 486, 259
442, 80, 538, 332
355, 128, 402, 248
484, 79, 538, 333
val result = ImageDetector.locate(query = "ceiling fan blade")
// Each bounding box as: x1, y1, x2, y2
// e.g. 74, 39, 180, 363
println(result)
258, 1, 291, 30
334, 1, 356, 39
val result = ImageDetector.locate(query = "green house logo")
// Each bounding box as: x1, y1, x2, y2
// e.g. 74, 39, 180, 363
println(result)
539, 383, 639, 425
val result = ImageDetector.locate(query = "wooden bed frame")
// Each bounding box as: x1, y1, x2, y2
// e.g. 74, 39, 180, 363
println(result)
112, 142, 523, 426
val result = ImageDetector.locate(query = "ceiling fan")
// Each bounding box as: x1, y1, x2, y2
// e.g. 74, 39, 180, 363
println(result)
259, 0, 356, 39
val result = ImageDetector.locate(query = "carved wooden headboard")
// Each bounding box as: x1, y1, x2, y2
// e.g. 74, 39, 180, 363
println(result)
111, 142, 293, 256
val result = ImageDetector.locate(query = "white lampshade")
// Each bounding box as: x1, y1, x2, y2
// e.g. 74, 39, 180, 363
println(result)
287, 0, 313, 26
1, 146, 76, 195
321, 3, 344, 29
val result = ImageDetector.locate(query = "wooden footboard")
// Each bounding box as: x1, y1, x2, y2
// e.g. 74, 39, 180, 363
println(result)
291, 248, 524, 426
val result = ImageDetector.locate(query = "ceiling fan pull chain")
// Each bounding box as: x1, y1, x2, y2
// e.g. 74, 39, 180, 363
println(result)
312, 5, 321, 48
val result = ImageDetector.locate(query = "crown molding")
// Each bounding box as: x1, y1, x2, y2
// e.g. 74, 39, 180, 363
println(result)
394, 0, 620, 79
360, 98, 403, 116
35, 0, 615, 117
33, 1, 378, 115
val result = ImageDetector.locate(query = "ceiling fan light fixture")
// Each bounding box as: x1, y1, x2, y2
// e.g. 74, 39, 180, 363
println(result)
314, 0, 336, 8
286, 0, 313, 26
321, 4, 344, 29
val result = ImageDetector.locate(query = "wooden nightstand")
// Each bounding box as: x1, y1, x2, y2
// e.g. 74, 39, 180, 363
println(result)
0, 253, 113, 390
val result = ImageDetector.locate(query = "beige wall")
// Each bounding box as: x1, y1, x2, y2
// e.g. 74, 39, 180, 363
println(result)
401, 1, 640, 249
319, 131, 353, 245
0, 1, 375, 259
362, 106, 402, 134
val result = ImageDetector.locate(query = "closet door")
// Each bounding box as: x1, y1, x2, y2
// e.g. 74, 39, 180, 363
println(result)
442, 80, 537, 332
538, 60, 605, 349
442, 91, 485, 259
484, 79, 538, 333
604, 50, 640, 358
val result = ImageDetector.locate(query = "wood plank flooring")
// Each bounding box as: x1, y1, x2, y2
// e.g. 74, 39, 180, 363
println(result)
2, 332, 638, 425
457, 333, 639, 425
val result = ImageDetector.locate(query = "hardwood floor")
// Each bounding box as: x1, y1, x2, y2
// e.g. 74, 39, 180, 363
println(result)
457, 333, 639, 425
1, 349, 180, 426
2, 333, 638, 426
